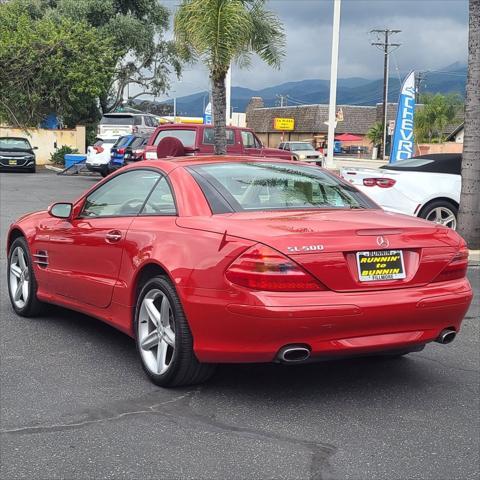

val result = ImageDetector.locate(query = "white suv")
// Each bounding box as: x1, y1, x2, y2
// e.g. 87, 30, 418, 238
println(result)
98, 113, 158, 139
278, 141, 324, 165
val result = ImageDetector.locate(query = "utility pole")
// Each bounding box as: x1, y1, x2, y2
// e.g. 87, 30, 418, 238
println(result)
326, 0, 342, 170
276, 94, 287, 107
371, 29, 401, 160
415, 71, 426, 103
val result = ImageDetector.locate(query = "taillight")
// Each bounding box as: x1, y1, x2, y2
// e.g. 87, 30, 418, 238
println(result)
93, 146, 104, 154
363, 178, 396, 188
432, 245, 469, 283
117, 148, 126, 154
225, 244, 326, 291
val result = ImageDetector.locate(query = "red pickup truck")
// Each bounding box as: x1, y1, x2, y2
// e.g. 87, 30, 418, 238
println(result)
143, 124, 292, 160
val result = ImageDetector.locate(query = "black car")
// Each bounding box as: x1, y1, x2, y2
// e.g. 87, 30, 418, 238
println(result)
0, 137, 37, 173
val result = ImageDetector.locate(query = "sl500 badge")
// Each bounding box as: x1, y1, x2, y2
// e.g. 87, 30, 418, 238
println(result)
287, 245, 324, 253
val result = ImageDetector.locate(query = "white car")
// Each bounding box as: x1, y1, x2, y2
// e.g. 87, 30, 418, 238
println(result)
85, 138, 117, 177
278, 141, 324, 165
97, 113, 158, 139
341, 154, 461, 229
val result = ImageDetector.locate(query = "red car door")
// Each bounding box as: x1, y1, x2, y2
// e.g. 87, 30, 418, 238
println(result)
45, 169, 161, 308
240, 130, 263, 156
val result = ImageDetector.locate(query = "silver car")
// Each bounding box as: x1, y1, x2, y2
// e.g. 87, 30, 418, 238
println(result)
97, 113, 158, 139
278, 141, 324, 165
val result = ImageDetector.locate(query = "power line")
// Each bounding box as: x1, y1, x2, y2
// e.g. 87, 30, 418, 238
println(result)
370, 28, 402, 160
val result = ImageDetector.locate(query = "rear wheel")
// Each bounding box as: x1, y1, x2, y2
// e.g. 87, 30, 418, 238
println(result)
419, 200, 458, 230
7, 237, 44, 316
134, 275, 216, 387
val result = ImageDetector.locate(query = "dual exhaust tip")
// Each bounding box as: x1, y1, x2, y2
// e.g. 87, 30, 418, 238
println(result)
436, 328, 457, 345
277, 345, 311, 363
278, 328, 457, 363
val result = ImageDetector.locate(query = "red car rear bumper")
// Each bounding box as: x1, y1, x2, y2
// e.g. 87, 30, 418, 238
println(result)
179, 278, 473, 363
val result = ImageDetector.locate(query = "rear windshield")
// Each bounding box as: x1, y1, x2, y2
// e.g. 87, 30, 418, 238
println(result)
100, 115, 135, 125
289, 143, 315, 151
189, 162, 375, 213
154, 129, 196, 147
0, 138, 31, 149
113, 136, 131, 148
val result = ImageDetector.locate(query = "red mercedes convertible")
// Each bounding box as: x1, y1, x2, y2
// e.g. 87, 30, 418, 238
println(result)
7, 157, 473, 386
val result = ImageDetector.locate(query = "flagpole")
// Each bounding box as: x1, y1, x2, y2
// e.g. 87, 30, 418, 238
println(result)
326, 0, 341, 170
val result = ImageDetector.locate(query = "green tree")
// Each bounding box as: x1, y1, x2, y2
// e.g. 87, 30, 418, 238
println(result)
414, 93, 463, 143
51, 0, 181, 112
174, 0, 285, 154
458, 0, 480, 249
0, 2, 117, 127
366, 122, 383, 147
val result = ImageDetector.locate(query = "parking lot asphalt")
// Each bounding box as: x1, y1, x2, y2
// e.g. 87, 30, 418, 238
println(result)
0, 169, 479, 480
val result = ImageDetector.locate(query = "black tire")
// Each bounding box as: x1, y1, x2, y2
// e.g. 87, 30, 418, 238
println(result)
418, 199, 458, 230
7, 237, 45, 317
134, 275, 216, 387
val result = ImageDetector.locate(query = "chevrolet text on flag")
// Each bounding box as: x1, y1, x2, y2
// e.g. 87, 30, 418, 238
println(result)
390, 71, 416, 163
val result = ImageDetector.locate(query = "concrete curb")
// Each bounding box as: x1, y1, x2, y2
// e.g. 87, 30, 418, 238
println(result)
469, 250, 480, 267
44, 165, 63, 173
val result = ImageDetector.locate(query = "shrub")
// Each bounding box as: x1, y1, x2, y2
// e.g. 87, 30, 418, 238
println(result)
50, 145, 78, 166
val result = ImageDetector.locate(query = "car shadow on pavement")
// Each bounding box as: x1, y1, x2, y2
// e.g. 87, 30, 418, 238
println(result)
35, 304, 441, 400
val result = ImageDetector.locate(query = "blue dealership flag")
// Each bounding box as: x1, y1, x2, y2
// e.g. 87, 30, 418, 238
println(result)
390, 71, 416, 163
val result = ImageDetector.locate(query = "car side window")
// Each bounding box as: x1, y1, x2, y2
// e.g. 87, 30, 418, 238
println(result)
253, 135, 263, 149
81, 170, 160, 218
140, 176, 176, 215
278, 143, 284, 150
203, 128, 235, 145
241, 131, 255, 148
134, 116, 142, 125
284, 144, 290, 151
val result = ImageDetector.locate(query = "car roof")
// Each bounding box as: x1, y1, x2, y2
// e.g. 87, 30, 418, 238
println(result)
103, 112, 154, 117
155, 124, 252, 131
123, 155, 294, 174
0, 136, 30, 141
381, 153, 461, 175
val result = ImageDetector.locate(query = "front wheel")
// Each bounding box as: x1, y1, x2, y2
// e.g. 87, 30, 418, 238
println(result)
134, 275, 216, 387
7, 237, 44, 316
419, 200, 458, 230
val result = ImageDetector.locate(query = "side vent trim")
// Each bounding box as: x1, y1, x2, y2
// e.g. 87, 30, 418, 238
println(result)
33, 251, 49, 268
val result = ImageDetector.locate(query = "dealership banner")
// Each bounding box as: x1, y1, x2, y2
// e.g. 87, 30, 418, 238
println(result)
390, 71, 416, 163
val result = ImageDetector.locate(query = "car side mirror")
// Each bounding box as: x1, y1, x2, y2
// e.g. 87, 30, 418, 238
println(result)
48, 202, 73, 219
33, 146, 39, 150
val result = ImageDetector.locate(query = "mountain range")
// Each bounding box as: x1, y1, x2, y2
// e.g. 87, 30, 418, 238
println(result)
138, 63, 467, 117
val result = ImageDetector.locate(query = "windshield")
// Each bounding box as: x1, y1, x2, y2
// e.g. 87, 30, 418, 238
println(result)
381, 158, 434, 169
100, 115, 135, 125
189, 162, 375, 213
0, 138, 31, 150
113, 136, 131, 148
289, 143, 315, 151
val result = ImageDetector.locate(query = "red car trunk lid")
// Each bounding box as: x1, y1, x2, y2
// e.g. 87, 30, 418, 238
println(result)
177, 209, 461, 292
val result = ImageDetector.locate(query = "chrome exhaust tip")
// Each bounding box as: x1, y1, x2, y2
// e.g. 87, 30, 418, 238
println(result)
278, 345, 311, 363
436, 329, 457, 345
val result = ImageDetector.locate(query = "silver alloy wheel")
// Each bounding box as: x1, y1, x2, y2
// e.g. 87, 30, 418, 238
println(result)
138, 289, 176, 375
425, 206, 457, 230
9, 246, 30, 309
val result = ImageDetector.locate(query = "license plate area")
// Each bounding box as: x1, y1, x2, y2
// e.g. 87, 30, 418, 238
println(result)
9, 159, 16, 165
356, 250, 406, 282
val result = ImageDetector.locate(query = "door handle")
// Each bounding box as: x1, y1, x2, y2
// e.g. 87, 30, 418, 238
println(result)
105, 230, 122, 243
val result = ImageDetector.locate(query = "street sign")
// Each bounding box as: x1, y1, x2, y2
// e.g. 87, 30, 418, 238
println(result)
273, 118, 295, 131
388, 120, 395, 136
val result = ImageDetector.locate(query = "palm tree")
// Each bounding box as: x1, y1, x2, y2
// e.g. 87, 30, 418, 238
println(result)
366, 122, 383, 147
174, 0, 285, 154
458, 0, 480, 249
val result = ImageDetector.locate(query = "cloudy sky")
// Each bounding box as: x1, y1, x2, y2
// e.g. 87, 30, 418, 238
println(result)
159, 0, 468, 99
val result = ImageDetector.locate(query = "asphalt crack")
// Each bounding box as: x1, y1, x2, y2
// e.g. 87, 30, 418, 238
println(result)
1, 388, 337, 480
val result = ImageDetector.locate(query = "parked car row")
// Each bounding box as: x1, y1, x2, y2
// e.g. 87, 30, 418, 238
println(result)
86, 135, 147, 177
